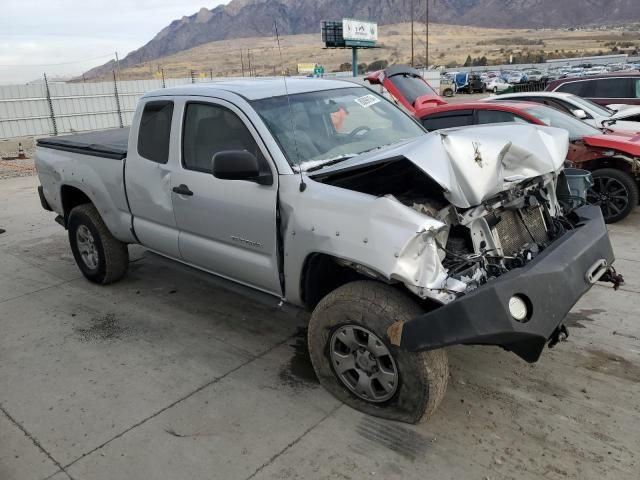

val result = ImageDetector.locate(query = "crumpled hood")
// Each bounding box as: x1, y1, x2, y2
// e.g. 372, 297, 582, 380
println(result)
312, 124, 569, 208
582, 132, 640, 157
611, 105, 640, 121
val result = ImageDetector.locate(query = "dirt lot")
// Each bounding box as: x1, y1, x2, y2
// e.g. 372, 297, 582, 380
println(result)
1, 174, 639, 480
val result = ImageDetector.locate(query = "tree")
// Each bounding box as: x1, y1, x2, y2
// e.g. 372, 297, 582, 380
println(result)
463, 55, 472, 67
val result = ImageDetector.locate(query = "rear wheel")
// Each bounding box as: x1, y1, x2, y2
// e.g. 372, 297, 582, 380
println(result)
308, 281, 449, 424
586, 168, 638, 223
68, 204, 129, 284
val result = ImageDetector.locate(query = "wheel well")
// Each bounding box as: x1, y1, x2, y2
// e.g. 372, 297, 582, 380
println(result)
300, 254, 378, 309
60, 185, 92, 224
583, 157, 639, 179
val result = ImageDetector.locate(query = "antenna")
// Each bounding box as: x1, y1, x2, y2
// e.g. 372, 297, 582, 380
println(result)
274, 20, 306, 192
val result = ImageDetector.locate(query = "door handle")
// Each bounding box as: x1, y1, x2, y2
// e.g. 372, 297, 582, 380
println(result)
172, 184, 194, 196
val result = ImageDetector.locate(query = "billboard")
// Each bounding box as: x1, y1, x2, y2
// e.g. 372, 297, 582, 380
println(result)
297, 63, 316, 74
342, 19, 378, 43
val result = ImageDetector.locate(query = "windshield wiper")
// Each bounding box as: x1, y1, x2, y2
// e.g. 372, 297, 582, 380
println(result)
302, 155, 355, 173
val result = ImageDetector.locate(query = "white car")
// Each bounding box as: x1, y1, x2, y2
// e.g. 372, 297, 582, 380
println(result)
485, 77, 511, 93
483, 91, 640, 133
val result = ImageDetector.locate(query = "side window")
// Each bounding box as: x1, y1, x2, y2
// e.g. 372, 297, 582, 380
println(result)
137, 101, 174, 164
591, 78, 632, 98
476, 110, 520, 124
182, 103, 266, 173
422, 111, 473, 131
634, 79, 640, 99
557, 81, 588, 96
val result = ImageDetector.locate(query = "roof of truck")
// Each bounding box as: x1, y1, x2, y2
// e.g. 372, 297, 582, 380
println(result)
143, 78, 362, 101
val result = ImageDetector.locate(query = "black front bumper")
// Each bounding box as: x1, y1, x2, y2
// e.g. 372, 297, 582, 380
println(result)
400, 205, 615, 363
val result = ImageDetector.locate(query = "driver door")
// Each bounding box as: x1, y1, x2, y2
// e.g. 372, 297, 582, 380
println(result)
170, 99, 282, 295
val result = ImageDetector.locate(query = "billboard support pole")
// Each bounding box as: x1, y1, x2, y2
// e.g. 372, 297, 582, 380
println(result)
352, 47, 358, 77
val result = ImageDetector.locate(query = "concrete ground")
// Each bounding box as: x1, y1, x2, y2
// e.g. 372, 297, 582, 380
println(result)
1, 174, 639, 480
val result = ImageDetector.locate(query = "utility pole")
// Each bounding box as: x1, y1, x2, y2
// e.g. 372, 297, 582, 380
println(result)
240, 50, 245, 77
425, 0, 430, 71
247, 50, 252, 77
115, 51, 121, 79
410, 0, 415, 67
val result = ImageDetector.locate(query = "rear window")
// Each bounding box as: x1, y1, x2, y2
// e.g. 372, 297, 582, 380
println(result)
590, 78, 632, 98
389, 74, 438, 107
137, 101, 174, 164
422, 110, 473, 131
556, 80, 589, 96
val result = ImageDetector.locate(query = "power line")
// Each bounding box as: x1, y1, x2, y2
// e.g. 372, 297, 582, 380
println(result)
0, 53, 115, 68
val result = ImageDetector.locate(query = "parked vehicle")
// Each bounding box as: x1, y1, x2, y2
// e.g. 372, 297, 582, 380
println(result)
485, 77, 511, 94
485, 92, 640, 133
417, 101, 640, 223
546, 73, 640, 107
506, 71, 528, 84
35, 79, 620, 423
439, 73, 457, 97
524, 70, 544, 82
454, 72, 486, 93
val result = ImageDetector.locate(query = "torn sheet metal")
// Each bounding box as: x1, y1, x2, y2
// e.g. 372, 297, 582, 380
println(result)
312, 124, 569, 208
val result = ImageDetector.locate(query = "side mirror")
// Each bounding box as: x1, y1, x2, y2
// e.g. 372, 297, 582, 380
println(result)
571, 109, 588, 119
212, 150, 273, 186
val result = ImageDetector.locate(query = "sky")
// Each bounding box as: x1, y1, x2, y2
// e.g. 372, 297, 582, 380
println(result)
0, 0, 227, 83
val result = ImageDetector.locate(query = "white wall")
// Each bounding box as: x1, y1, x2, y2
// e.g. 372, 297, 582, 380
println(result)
0, 72, 442, 140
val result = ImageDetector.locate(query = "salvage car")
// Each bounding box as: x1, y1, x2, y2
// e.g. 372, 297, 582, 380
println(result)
546, 73, 640, 107
484, 92, 640, 133
418, 101, 640, 223
35, 79, 621, 423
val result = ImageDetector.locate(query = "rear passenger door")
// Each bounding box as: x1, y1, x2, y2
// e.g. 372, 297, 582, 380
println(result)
171, 99, 282, 295
127, 99, 181, 258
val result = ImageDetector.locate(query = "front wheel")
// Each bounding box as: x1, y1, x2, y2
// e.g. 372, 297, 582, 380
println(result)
308, 281, 449, 424
68, 204, 129, 284
586, 168, 639, 223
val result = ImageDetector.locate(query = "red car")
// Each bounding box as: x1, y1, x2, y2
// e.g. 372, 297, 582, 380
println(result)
546, 73, 640, 108
418, 101, 640, 223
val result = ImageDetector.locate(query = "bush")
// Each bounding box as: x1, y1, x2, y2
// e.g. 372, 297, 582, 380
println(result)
367, 60, 389, 71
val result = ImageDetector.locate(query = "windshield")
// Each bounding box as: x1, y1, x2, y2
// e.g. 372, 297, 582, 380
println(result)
389, 74, 439, 106
568, 95, 614, 117
524, 105, 602, 139
252, 87, 425, 171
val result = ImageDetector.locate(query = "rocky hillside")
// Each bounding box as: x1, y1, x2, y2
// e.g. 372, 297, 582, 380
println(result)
83, 0, 640, 78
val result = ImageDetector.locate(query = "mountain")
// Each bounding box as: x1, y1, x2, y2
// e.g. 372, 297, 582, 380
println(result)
83, 0, 640, 79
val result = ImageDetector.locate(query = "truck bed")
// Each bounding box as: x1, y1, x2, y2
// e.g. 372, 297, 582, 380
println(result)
37, 128, 130, 160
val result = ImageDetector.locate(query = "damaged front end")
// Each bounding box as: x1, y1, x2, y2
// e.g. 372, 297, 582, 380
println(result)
308, 124, 620, 362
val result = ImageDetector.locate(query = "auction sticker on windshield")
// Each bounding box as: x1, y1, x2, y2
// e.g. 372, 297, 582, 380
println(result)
354, 94, 381, 108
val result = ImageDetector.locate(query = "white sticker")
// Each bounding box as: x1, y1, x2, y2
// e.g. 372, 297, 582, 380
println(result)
354, 94, 381, 108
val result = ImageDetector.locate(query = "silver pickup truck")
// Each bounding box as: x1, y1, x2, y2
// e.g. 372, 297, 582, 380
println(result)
35, 78, 620, 423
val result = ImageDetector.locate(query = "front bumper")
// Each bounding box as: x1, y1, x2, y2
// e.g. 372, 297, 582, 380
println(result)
398, 205, 615, 362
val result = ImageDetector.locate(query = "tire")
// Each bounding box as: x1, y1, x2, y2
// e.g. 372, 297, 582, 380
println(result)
493, 87, 498, 94
443, 88, 453, 97
308, 281, 449, 424
68, 204, 129, 284
586, 168, 639, 224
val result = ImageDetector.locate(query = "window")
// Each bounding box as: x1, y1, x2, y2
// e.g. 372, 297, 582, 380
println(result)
252, 87, 424, 171
422, 110, 473, 131
388, 74, 438, 107
590, 78, 632, 98
524, 105, 601, 140
476, 109, 522, 124
556, 80, 588, 96
182, 103, 266, 173
137, 101, 174, 163
635, 80, 640, 99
